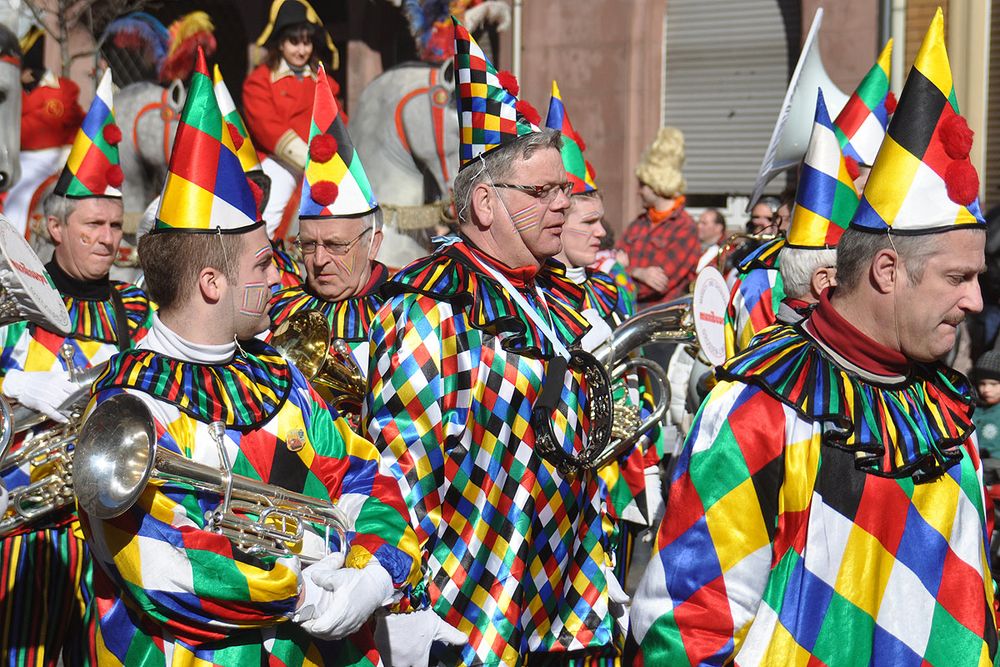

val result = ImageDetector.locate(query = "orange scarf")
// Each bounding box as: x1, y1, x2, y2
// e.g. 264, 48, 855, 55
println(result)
647, 195, 686, 224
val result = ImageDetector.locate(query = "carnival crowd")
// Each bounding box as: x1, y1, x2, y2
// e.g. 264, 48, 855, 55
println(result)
0, 1, 997, 666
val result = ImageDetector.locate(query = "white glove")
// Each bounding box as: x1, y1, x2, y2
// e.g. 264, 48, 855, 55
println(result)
605, 565, 630, 636
644, 464, 665, 528
375, 608, 468, 667
297, 557, 395, 640
3, 369, 77, 424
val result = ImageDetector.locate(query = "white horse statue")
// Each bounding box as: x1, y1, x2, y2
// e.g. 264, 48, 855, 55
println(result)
351, 61, 459, 270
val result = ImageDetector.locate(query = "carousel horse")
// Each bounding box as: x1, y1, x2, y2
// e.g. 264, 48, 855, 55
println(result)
114, 79, 183, 232
0, 26, 22, 195
351, 60, 459, 270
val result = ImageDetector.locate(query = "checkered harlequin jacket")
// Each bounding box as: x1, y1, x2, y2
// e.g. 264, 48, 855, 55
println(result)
366, 241, 618, 666
629, 314, 997, 666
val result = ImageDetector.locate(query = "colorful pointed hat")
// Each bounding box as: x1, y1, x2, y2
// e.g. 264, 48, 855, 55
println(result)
851, 9, 985, 234
213, 65, 261, 174
299, 64, 378, 219
54, 69, 123, 199
453, 16, 540, 169
833, 39, 894, 168
544, 81, 597, 194
786, 90, 859, 249
153, 48, 259, 234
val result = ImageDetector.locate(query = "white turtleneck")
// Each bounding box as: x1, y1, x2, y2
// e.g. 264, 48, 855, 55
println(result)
565, 265, 587, 285
139, 313, 236, 364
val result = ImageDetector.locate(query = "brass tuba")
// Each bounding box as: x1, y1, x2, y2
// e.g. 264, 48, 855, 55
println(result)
531, 297, 694, 477
715, 232, 780, 274
74, 393, 350, 564
272, 310, 366, 420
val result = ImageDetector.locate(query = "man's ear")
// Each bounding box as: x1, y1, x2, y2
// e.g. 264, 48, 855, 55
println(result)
46, 217, 63, 245
469, 182, 494, 230
811, 266, 837, 299
870, 248, 898, 294
197, 266, 225, 304
368, 229, 384, 261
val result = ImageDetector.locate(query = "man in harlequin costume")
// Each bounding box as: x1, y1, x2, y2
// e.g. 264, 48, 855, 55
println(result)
367, 20, 624, 666
268, 64, 388, 405
771, 89, 857, 328
243, 0, 342, 239
724, 39, 895, 358
536, 81, 661, 598
535, 79, 672, 667
628, 12, 998, 664
0, 68, 152, 667
78, 49, 423, 667
213, 64, 304, 288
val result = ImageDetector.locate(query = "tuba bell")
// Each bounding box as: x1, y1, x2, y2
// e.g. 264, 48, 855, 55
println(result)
748, 8, 848, 208
272, 310, 366, 420
74, 393, 350, 564
0, 214, 87, 536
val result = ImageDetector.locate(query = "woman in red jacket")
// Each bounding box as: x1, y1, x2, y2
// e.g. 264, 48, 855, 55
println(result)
243, 0, 338, 238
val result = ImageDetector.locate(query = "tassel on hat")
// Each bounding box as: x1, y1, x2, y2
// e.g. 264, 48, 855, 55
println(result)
851, 8, 985, 234
299, 63, 378, 219
153, 47, 260, 234
544, 81, 597, 194
53, 69, 123, 199
786, 89, 859, 249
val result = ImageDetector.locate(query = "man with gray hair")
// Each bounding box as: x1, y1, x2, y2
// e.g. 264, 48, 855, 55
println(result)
268, 69, 388, 427
366, 20, 625, 667
629, 16, 997, 664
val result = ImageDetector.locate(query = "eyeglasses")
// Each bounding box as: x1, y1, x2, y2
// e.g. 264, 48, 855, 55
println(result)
492, 182, 573, 202
296, 229, 369, 256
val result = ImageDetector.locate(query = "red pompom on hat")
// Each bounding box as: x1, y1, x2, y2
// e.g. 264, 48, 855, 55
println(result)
844, 155, 861, 181
309, 134, 338, 164
884, 91, 897, 115
940, 114, 974, 160
106, 164, 124, 188
945, 159, 980, 206
497, 70, 519, 96
102, 123, 122, 145
248, 179, 264, 211
226, 122, 244, 151
310, 180, 339, 206
516, 100, 541, 127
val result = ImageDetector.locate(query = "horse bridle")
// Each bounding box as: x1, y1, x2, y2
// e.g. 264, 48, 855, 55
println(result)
393, 68, 452, 192
132, 88, 178, 167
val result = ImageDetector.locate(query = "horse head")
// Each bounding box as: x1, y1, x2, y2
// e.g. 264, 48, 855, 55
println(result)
0, 24, 21, 192
399, 59, 458, 204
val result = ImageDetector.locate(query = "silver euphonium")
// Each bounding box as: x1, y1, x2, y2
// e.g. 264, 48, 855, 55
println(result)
0, 349, 109, 536
74, 393, 349, 564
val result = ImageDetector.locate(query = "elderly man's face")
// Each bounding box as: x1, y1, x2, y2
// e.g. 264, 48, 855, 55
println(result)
491, 147, 570, 263
299, 217, 381, 302
561, 195, 606, 267
894, 229, 984, 362
49, 198, 124, 281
